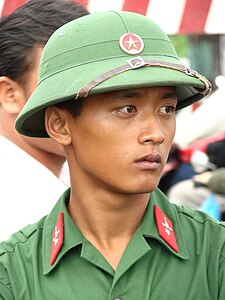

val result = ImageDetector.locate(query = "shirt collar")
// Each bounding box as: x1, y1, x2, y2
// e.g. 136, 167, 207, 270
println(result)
42, 188, 85, 275
140, 188, 189, 260
43, 187, 189, 275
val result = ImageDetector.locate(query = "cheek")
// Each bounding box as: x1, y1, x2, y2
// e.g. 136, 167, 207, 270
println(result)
70, 129, 130, 188
161, 115, 176, 138
72, 121, 121, 160
165, 123, 176, 144
169, 119, 176, 142
162, 119, 176, 157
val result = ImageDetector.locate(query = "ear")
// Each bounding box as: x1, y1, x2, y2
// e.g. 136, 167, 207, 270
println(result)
0, 76, 26, 114
45, 106, 72, 146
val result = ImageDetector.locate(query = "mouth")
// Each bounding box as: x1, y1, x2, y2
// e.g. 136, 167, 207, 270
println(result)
135, 153, 162, 170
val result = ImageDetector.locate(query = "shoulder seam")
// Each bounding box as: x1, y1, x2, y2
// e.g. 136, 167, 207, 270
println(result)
0, 227, 43, 256
175, 204, 225, 226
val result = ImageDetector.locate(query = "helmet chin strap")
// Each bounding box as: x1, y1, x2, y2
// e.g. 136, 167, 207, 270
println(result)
75, 56, 212, 99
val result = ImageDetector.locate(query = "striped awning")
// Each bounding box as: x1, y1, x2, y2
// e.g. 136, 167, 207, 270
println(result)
1, 0, 225, 34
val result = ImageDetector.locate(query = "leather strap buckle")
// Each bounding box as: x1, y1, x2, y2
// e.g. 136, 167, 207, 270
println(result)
127, 56, 146, 69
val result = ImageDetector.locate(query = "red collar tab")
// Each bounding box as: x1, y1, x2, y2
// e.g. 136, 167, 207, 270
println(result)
154, 205, 179, 253
119, 33, 144, 55
50, 211, 64, 265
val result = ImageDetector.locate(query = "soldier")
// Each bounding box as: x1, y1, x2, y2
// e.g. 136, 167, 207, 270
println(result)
1, 11, 224, 299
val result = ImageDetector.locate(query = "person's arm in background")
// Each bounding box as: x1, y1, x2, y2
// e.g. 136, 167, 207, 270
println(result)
194, 168, 225, 195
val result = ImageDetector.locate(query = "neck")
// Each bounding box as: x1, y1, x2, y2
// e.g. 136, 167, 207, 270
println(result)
0, 113, 65, 178
68, 185, 150, 270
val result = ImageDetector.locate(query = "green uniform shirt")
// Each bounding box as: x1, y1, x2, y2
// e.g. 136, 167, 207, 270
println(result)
1, 188, 225, 299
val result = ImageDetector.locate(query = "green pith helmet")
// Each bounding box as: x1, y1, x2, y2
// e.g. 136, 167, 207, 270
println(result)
15, 11, 211, 137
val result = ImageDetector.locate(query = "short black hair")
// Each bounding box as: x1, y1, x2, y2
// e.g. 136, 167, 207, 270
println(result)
0, 0, 88, 82
54, 98, 84, 118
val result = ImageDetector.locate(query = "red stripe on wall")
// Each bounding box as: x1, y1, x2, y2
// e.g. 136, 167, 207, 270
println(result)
72, 0, 89, 9
1, 0, 27, 16
179, 0, 212, 34
0, 0, 88, 17
122, 0, 150, 15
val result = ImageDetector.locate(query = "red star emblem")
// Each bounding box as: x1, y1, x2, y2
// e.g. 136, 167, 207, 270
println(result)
119, 33, 144, 55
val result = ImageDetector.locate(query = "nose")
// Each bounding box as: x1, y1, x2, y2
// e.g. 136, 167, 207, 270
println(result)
137, 115, 165, 145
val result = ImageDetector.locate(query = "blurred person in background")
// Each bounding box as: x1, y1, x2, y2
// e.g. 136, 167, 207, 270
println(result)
0, 0, 88, 241
159, 76, 225, 195
159, 75, 225, 195
194, 168, 225, 195
168, 136, 225, 219
174, 75, 225, 148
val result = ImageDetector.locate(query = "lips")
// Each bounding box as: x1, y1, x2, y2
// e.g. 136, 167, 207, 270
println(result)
136, 154, 162, 163
135, 153, 162, 169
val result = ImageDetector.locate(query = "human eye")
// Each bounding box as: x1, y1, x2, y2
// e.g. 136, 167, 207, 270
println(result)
159, 105, 176, 115
118, 105, 137, 114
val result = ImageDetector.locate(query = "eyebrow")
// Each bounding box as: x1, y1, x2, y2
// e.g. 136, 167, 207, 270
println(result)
116, 90, 143, 99
112, 89, 178, 102
161, 92, 178, 100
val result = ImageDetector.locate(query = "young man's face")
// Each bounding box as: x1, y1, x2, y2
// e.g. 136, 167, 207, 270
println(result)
67, 86, 177, 194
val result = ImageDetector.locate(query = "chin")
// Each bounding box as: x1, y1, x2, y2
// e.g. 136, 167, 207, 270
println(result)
137, 186, 158, 194
123, 181, 159, 195
133, 174, 161, 192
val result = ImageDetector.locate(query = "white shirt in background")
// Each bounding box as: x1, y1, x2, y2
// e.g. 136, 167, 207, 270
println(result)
0, 136, 69, 241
